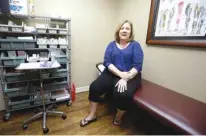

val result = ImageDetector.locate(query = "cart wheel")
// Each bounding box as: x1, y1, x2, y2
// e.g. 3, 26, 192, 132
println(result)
43, 127, 49, 134
3, 112, 11, 122
22, 124, 28, 130
62, 114, 67, 120
67, 101, 72, 106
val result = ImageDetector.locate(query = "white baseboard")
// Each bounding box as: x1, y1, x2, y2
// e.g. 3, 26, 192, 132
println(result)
76, 86, 89, 93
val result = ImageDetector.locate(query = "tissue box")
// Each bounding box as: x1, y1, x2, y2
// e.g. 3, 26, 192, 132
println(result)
10, 0, 28, 15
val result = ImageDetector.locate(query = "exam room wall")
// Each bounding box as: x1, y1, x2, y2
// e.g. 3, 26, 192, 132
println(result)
0, 0, 119, 110
117, 0, 206, 103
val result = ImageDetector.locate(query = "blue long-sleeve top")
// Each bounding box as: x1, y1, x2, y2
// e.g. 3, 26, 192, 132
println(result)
103, 40, 143, 72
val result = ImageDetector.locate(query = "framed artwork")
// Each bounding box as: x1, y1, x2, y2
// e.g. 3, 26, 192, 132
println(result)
146, 0, 206, 47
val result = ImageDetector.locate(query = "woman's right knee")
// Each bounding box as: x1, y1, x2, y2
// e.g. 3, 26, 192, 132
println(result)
89, 81, 99, 94
88, 81, 101, 102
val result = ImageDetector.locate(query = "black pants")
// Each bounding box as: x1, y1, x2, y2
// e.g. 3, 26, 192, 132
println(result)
89, 69, 141, 111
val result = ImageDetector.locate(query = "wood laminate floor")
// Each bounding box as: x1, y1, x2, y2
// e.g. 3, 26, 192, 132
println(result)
0, 92, 177, 135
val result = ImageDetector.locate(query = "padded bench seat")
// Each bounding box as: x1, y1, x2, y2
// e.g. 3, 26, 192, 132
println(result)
133, 79, 206, 135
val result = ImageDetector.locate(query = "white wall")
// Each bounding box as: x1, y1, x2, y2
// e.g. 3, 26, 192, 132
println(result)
117, 0, 206, 103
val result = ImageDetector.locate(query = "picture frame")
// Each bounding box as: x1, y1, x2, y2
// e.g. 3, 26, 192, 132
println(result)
146, 0, 206, 47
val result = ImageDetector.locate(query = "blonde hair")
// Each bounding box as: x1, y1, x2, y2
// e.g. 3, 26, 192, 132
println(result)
114, 20, 134, 43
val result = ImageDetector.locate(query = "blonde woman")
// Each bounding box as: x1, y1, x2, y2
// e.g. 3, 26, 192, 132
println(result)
80, 20, 144, 127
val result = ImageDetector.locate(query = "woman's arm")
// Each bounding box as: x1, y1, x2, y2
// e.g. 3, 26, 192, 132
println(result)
108, 64, 126, 79
127, 42, 144, 81
127, 67, 138, 79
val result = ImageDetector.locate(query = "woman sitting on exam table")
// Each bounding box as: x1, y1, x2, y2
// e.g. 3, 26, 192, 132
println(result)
80, 20, 144, 127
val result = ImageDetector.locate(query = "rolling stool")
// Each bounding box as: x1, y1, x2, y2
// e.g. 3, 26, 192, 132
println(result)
16, 61, 67, 134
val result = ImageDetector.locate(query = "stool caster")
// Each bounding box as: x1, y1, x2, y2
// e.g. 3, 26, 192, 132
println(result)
22, 124, 28, 130
62, 114, 67, 120
43, 127, 49, 134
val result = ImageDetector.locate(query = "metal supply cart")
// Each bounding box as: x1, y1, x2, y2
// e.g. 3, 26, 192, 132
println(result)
0, 14, 72, 127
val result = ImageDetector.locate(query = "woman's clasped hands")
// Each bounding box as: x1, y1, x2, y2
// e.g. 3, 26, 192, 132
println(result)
115, 71, 132, 93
